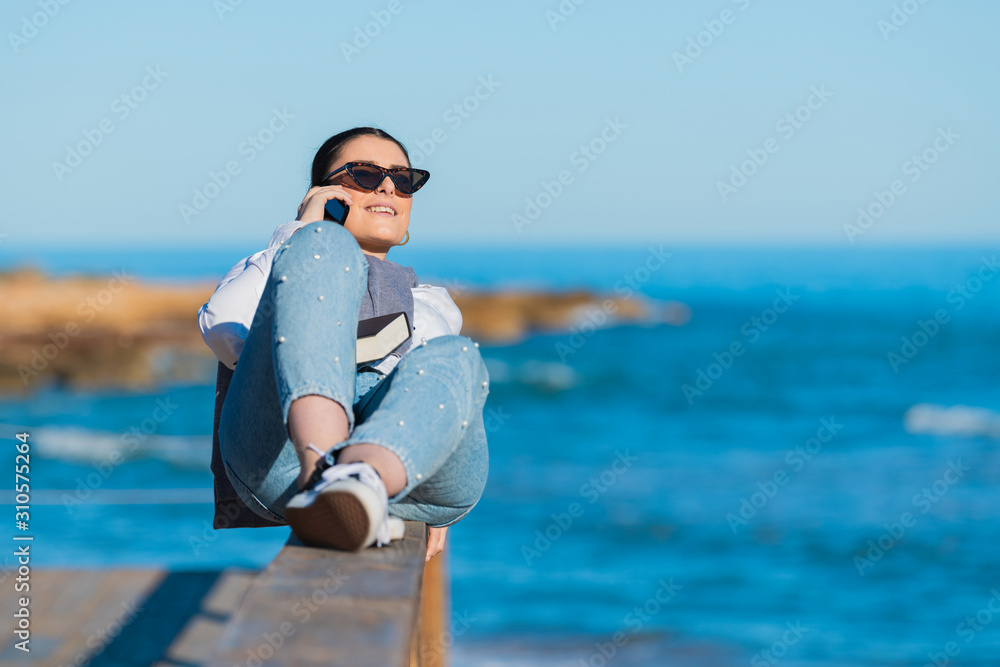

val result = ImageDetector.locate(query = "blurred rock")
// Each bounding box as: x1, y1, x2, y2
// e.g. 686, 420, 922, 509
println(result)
0, 267, 686, 393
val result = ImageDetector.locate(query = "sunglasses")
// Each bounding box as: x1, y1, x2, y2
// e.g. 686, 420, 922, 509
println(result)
322, 162, 430, 197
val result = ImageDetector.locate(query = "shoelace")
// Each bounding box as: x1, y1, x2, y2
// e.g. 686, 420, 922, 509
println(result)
305, 445, 391, 547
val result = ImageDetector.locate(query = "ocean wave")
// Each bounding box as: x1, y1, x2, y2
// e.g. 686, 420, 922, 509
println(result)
903, 403, 1000, 439
565, 299, 692, 328
30, 425, 210, 466
484, 359, 581, 391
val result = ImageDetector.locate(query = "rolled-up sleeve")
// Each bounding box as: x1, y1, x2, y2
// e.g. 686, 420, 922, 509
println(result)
412, 285, 463, 338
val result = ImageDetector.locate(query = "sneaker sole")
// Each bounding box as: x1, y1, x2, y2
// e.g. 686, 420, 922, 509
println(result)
285, 479, 379, 551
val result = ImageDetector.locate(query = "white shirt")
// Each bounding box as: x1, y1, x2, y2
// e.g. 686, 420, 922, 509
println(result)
197, 220, 463, 374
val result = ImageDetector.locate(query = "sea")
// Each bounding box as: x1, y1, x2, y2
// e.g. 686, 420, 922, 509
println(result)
1, 244, 998, 666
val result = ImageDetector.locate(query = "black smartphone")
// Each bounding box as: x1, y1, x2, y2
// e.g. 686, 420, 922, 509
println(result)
324, 198, 349, 225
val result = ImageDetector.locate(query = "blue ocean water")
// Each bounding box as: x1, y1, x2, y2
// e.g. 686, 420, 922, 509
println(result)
2, 245, 999, 666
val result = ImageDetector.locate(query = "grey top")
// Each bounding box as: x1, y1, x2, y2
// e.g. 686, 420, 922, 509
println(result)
360, 253, 418, 367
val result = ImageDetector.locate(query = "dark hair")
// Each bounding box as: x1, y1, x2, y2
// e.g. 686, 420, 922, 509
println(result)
310, 127, 410, 187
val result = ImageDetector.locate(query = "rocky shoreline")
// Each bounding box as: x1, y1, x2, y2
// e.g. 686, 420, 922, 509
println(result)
0, 267, 689, 393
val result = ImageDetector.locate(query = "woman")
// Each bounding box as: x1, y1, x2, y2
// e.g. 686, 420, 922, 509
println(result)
197, 127, 490, 561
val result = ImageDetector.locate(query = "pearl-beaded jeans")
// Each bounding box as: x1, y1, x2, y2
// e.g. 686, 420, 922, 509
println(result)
218, 221, 490, 528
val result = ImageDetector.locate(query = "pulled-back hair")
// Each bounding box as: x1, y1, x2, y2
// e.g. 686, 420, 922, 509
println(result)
309, 127, 410, 187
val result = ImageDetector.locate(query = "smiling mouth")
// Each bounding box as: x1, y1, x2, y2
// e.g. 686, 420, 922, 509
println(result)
364, 205, 397, 216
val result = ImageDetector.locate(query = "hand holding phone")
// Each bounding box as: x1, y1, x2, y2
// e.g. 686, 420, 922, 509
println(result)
295, 185, 353, 224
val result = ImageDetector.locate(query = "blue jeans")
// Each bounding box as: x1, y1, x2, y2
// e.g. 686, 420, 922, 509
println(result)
218, 221, 490, 528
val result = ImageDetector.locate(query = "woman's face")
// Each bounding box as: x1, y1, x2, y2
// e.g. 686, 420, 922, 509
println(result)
324, 135, 412, 254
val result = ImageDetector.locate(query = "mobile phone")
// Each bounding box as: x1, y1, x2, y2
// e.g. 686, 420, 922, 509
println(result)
324, 198, 350, 225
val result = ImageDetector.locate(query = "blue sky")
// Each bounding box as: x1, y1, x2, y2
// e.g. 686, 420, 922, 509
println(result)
2, 0, 998, 249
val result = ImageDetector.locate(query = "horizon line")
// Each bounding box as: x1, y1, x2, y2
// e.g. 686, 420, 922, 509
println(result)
2, 239, 1000, 252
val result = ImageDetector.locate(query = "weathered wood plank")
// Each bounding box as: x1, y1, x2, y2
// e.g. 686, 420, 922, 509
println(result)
0, 524, 447, 665
206, 520, 429, 667
0, 567, 258, 666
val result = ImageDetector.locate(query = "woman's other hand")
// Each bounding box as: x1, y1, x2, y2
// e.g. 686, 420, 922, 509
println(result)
296, 185, 354, 224
427, 526, 447, 562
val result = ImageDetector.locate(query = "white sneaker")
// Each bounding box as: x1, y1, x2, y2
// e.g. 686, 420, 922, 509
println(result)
285, 458, 405, 551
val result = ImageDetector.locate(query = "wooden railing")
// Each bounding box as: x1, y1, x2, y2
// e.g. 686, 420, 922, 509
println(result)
207, 521, 449, 667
